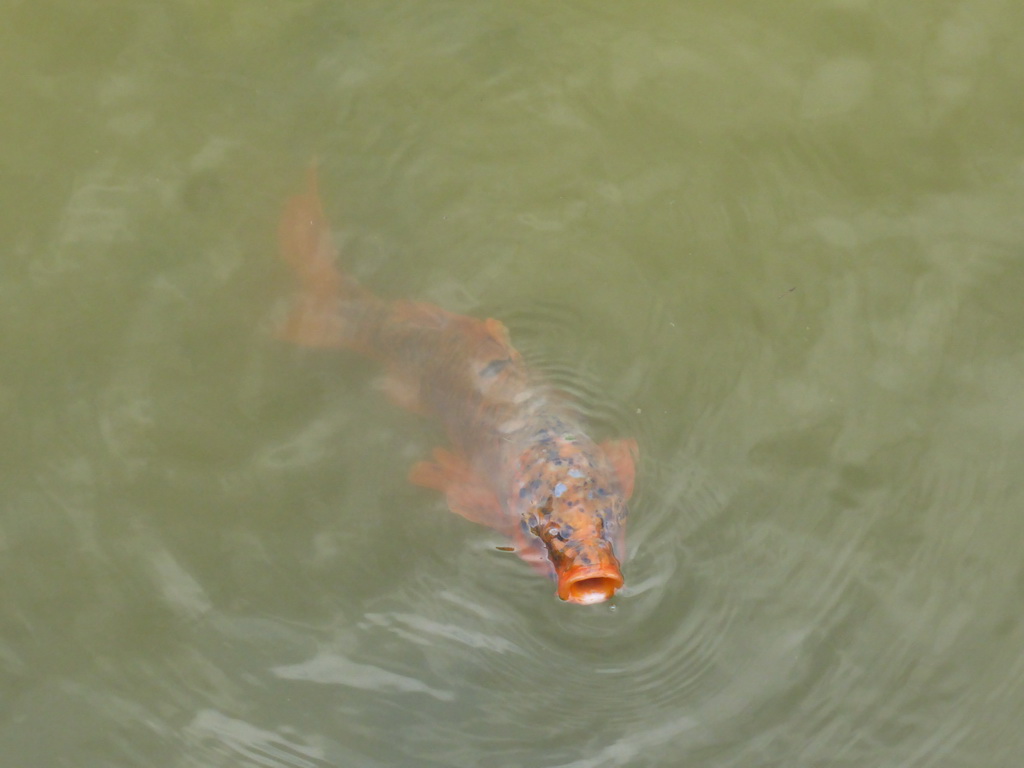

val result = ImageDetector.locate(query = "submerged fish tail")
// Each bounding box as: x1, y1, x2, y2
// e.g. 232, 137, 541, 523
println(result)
277, 165, 383, 350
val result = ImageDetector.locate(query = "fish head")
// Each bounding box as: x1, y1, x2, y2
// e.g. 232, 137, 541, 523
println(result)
525, 478, 629, 606
513, 431, 637, 605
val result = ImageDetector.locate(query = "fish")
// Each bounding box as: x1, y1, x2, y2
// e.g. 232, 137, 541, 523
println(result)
277, 166, 638, 605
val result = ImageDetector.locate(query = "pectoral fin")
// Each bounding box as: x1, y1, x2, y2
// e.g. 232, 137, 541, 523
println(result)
409, 447, 506, 530
600, 438, 639, 499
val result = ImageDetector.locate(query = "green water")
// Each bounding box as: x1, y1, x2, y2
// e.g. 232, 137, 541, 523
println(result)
4, 2, 1024, 766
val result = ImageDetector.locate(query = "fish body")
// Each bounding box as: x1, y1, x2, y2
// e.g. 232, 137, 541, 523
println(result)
278, 168, 637, 604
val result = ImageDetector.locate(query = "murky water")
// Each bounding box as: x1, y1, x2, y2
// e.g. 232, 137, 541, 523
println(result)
4, 2, 1024, 766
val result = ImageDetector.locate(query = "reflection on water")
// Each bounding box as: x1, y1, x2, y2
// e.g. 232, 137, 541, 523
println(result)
3, 1, 1024, 766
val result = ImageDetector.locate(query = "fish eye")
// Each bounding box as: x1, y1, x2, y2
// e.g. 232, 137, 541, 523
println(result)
545, 524, 567, 542
528, 504, 568, 544
529, 521, 564, 543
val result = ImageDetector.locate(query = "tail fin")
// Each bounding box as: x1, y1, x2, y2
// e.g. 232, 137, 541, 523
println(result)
276, 165, 351, 348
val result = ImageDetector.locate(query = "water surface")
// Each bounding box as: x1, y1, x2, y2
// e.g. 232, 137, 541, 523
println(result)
3, 2, 1024, 766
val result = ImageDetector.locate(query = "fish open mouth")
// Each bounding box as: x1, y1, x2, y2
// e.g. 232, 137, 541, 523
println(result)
557, 565, 624, 605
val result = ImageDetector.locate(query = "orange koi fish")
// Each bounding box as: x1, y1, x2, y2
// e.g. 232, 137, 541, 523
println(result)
277, 168, 638, 604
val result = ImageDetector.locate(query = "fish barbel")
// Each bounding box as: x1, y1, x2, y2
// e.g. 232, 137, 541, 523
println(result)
277, 167, 638, 605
